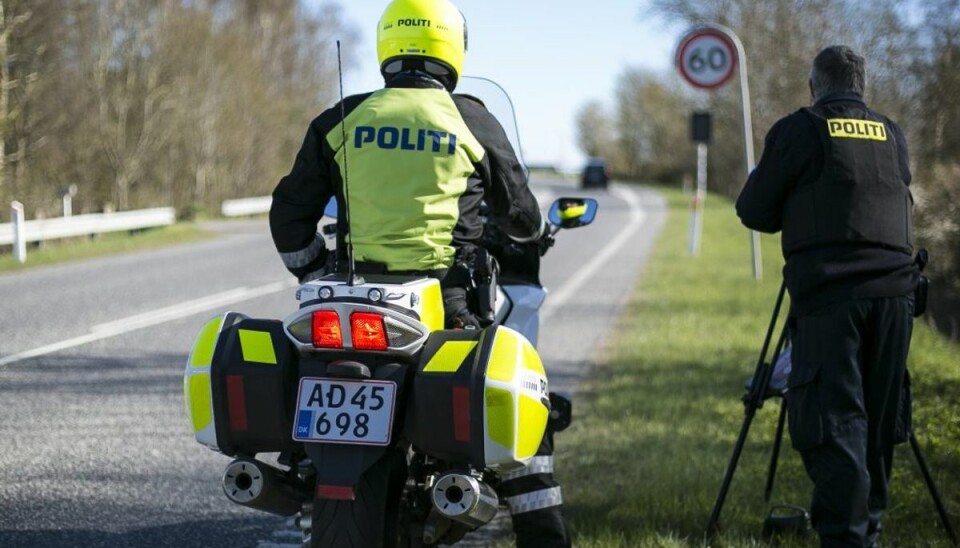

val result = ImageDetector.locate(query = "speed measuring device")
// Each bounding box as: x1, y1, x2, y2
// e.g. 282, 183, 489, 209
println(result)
675, 27, 738, 90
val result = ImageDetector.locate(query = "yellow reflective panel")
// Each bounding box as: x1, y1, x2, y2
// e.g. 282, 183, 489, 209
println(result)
189, 373, 213, 433
517, 394, 549, 460
827, 118, 888, 141
487, 328, 519, 383
420, 281, 445, 332
238, 329, 278, 365
485, 387, 515, 450
182, 375, 191, 422
190, 317, 224, 368
423, 340, 477, 373
521, 339, 546, 376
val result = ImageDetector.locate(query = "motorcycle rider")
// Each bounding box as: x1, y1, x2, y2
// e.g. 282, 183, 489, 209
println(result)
268, 0, 571, 545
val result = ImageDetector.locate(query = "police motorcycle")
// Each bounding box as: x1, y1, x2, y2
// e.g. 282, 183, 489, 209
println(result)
182, 77, 597, 547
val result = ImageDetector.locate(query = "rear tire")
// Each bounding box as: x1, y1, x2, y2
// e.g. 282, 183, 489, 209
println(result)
309, 450, 407, 548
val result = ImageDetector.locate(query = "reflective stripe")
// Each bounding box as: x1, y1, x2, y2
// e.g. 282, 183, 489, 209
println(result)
279, 234, 326, 268
508, 218, 545, 244
505, 486, 563, 514
188, 372, 213, 432
238, 329, 278, 365
501, 456, 553, 481
190, 317, 224, 368
423, 340, 477, 373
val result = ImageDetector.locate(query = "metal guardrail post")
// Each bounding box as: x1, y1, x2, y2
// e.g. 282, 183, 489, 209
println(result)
11, 201, 26, 263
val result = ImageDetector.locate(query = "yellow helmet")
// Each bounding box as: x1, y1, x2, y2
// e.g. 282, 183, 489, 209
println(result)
377, 0, 467, 88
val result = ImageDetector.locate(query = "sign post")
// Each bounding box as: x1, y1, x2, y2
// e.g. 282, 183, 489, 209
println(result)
676, 25, 763, 279
11, 201, 26, 263
689, 112, 711, 255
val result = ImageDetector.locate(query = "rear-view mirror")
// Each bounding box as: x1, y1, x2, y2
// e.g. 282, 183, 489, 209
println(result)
548, 197, 598, 229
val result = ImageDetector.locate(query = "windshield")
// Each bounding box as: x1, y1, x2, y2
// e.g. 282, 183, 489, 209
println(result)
457, 76, 527, 174
324, 76, 527, 220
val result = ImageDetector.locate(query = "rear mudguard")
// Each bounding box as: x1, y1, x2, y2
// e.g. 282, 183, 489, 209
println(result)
298, 359, 410, 494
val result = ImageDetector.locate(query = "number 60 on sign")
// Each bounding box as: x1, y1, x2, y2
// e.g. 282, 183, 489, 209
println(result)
676, 28, 738, 90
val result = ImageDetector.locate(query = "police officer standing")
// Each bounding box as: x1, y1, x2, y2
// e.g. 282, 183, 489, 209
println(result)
736, 46, 919, 547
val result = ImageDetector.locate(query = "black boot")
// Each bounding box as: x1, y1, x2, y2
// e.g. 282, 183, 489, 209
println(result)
512, 505, 571, 548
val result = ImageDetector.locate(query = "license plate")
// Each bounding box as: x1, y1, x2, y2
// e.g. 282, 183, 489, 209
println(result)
292, 378, 397, 446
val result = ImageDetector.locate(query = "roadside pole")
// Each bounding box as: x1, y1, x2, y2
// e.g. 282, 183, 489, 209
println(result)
725, 27, 764, 280
61, 184, 78, 218
689, 113, 711, 255
675, 25, 763, 279
11, 201, 26, 263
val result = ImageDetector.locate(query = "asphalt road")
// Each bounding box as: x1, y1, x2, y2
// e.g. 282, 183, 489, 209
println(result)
0, 178, 665, 547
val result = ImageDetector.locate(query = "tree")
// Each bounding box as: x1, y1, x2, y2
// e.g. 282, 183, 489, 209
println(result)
912, 0, 960, 337
575, 101, 616, 162
0, 1, 357, 218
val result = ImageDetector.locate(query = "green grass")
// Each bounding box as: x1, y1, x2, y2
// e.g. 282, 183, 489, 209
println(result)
558, 186, 960, 547
0, 224, 215, 272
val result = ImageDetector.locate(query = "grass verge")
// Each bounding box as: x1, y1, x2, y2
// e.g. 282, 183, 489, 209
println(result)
559, 185, 960, 547
0, 224, 215, 272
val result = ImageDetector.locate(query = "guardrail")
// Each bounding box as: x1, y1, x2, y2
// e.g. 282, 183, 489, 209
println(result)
221, 196, 271, 217
0, 206, 176, 262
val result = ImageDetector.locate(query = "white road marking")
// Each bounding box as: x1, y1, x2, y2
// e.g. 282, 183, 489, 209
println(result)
0, 279, 297, 367
539, 184, 646, 322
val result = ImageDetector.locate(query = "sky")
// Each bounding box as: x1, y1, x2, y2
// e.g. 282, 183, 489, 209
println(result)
317, 1, 683, 170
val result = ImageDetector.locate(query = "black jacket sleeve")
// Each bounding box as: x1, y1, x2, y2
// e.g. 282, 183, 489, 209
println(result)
269, 94, 372, 280
736, 114, 812, 233
269, 115, 334, 280
454, 95, 543, 242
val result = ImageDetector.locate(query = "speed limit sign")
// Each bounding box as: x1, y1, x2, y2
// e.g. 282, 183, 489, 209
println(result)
676, 28, 738, 90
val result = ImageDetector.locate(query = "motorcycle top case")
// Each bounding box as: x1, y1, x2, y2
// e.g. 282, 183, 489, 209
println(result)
406, 325, 550, 471
184, 312, 298, 456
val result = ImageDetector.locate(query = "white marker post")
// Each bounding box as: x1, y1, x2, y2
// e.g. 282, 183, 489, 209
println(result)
676, 26, 763, 279
11, 201, 26, 263
61, 184, 78, 217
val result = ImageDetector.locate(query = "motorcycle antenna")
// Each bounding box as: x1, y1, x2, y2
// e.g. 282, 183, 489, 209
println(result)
336, 40, 363, 287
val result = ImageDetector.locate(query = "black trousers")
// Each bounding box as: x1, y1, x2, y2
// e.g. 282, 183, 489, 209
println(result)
499, 432, 572, 548
786, 296, 913, 547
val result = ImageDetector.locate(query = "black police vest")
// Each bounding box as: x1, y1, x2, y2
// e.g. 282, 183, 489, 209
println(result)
781, 104, 913, 257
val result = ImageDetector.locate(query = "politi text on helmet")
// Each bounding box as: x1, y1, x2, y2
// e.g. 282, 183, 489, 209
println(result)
397, 18, 431, 28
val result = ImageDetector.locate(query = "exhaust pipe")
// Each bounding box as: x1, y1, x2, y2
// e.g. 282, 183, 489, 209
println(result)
430, 473, 499, 528
222, 458, 307, 516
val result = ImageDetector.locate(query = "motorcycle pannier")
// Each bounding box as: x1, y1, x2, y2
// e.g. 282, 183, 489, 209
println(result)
406, 325, 550, 471
184, 313, 298, 456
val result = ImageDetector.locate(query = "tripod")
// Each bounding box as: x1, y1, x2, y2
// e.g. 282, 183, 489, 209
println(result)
705, 282, 958, 546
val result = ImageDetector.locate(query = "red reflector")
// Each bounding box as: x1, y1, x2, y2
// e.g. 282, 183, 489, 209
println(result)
350, 312, 388, 351
452, 386, 471, 443
317, 484, 355, 500
226, 375, 248, 432
312, 310, 343, 348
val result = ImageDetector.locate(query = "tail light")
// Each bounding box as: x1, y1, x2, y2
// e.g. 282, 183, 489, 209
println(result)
350, 312, 388, 351
312, 310, 343, 348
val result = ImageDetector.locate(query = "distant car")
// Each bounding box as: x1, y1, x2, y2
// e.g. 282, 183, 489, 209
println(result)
581, 158, 609, 189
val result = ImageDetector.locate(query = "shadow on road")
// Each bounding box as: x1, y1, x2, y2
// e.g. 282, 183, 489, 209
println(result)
0, 516, 280, 548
